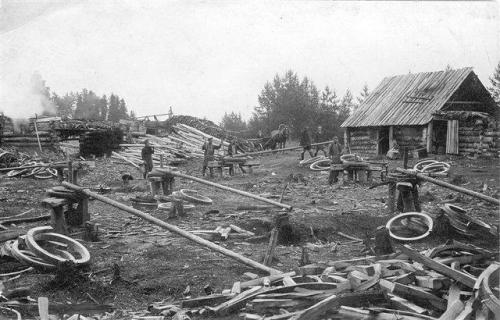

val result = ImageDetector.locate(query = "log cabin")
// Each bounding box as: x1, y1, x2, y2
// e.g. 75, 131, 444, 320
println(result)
341, 68, 499, 158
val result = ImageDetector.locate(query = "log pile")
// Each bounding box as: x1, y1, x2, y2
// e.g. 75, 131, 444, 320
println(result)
147, 241, 499, 319
113, 123, 234, 167
0, 132, 59, 148
349, 129, 378, 157
458, 124, 500, 157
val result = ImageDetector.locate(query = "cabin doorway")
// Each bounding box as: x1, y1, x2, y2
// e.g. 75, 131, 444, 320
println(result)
431, 120, 448, 154
378, 126, 390, 155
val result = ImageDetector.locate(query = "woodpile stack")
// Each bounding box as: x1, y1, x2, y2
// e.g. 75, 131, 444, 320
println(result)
148, 241, 499, 319
349, 129, 378, 157
0, 133, 59, 148
113, 123, 230, 167
458, 125, 500, 157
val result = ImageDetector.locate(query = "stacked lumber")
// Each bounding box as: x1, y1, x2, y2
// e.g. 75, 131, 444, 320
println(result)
349, 130, 378, 157
458, 123, 500, 157
0, 133, 59, 147
113, 123, 230, 167
148, 241, 499, 319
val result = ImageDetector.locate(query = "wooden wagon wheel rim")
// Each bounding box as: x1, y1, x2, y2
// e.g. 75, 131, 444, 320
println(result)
386, 212, 434, 241
25, 226, 90, 265
178, 189, 213, 205
9, 239, 56, 269
309, 159, 332, 171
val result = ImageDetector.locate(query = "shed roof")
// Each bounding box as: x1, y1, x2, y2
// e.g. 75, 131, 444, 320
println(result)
341, 68, 475, 128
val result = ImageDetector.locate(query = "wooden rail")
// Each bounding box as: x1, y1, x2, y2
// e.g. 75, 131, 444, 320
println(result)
233, 140, 335, 158
155, 168, 292, 210
395, 168, 499, 205
61, 182, 282, 275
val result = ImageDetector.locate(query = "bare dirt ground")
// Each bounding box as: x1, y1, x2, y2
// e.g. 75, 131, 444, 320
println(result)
0, 146, 499, 319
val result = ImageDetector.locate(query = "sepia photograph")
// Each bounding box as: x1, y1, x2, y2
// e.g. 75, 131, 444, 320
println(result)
0, 0, 499, 319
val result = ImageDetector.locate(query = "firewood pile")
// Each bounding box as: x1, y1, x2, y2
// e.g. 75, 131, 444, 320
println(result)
114, 123, 253, 168
147, 241, 499, 320
164, 115, 255, 152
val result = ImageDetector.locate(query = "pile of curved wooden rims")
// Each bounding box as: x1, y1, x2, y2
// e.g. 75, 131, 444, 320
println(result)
5, 226, 90, 270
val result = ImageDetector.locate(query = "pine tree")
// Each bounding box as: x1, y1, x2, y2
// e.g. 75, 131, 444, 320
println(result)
357, 84, 370, 105
488, 61, 500, 106
107, 94, 120, 122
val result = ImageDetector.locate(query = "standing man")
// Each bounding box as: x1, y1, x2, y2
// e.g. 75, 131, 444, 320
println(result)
328, 136, 343, 185
314, 125, 327, 156
300, 126, 314, 160
202, 137, 224, 177
141, 139, 154, 178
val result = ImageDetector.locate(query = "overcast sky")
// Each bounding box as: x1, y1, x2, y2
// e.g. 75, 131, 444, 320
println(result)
1, 0, 499, 122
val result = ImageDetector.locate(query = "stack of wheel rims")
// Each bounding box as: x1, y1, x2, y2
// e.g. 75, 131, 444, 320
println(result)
413, 159, 450, 175
6, 226, 90, 270
5, 162, 57, 179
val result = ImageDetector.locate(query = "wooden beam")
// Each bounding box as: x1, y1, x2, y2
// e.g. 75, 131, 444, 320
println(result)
62, 182, 282, 275
155, 168, 292, 210
394, 244, 476, 288
389, 126, 394, 149
395, 168, 500, 205
233, 140, 334, 158
444, 101, 483, 105
426, 122, 433, 153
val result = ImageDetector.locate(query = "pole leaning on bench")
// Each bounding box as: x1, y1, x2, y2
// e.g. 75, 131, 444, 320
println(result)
61, 182, 282, 275
155, 168, 292, 211
395, 168, 499, 205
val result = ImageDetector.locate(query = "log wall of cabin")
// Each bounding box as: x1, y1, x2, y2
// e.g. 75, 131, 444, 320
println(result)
393, 126, 426, 149
458, 118, 499, 158
347, 127, 378, 157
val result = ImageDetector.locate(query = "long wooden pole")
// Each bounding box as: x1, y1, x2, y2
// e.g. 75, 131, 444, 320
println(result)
33, 115, 43, 153
61, 182, 282, 275
0, 162, 69, 172
396, 168, 499, 205
156, 168, 293, 210
233, 140, 334, 158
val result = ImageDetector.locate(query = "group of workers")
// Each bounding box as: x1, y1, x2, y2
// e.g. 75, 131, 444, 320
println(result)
140, 125, 345, 185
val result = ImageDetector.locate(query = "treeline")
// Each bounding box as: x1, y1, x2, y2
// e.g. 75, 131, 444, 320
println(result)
51, 90, 134, 121
221, 70, 369, 140
32, 72, 133, 121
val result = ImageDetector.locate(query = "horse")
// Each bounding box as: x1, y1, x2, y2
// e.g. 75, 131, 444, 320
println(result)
263, 124, 290, 150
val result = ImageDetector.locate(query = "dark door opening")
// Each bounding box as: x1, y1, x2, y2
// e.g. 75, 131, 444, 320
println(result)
378, 127, 390, 155
432, 120, 447, 154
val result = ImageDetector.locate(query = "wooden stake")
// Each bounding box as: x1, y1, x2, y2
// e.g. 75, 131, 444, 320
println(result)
263, 228, 278, 266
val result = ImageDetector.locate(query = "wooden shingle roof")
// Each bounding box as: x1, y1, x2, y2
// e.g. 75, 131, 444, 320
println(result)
341, 68, 474, 128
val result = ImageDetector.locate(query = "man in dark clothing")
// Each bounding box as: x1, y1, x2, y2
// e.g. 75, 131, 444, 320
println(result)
313, 126, 327, 156
202, 137, 224, 177
141, 139, 154, 179
328, 136, 343, 185
300, 126, 314, 160
226, 139, 246, 174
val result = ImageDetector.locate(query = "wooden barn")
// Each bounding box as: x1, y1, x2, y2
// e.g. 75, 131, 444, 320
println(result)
341, 68, 499, 158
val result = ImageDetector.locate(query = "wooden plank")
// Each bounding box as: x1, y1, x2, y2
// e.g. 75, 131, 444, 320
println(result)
379, 279, 447, 311
388, 294, 429, 315
289, 291, 386, 320
395, 244, 477, 288
241, 272, 296, 289
438, 300, 464, 320
180, 294, 231, 308
263, 228, 278, 266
